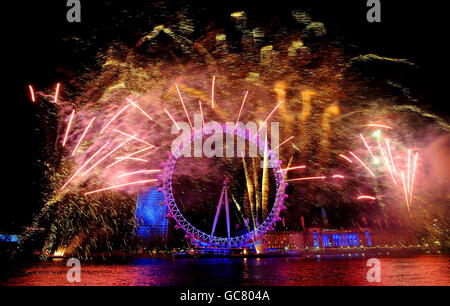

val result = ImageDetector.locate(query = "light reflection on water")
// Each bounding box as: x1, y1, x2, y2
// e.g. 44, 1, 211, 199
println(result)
3, 255, 449, 286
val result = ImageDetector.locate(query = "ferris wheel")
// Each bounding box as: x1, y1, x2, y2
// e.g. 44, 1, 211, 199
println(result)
160, 124, 287, 248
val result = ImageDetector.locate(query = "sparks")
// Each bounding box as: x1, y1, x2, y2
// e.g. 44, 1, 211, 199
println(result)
84, 179, 158, 195
72, 116, 95, 156
364, 124, 392, 129
211, 75, 215, 109
53, 83, 60, 103
113, 129, 153, 147
81, 135, 136, 177
360, 134, 377, 162
126, 98, 154, 122
254, 101, 282, 138
407, 149, 411, 193
339, 154, 353, 163
332, 174, 345, 179
62, 109, 75, 147
174, 83, 192, 128
273, 136, 294, 150
28, 85, 35, 102
114, 157, 148, 162
100, 104, 130, 134
349, 151, 376, 177
409, 153, 418, 207
283, 165, 306, 171
235, 90, 248, 126
378, 143, 397, 184
386, 139, 397, 174
401, 171, 410, 211
164, 108, 180, 130
198, 101, 205, 128
117, 169, 161, 178
106, 145, 154, 169
286, 176, 326, 182
60, 142, 110, 190
357, 195, 376, 200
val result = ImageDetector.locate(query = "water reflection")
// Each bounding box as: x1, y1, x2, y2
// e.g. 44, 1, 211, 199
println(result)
3, 255, 449, 286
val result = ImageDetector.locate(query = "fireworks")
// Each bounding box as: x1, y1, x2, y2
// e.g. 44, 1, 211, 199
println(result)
126, 98, 154, 122
283, 165, 306, 171
117, 169, 161, 178
235, 90, 248, 127
71, 116, 95, 156
349, 151, 376, 177
164, 108, 181, 130
174, 83, 192, 128
107, 146, 154, 168
211, 75, 215, 109
286, 176, 326, 182
100, 105, 130, 134
62, 109, 75, 147
84, 179, 158, 195
28, 85, 35, 102
53, 83, 60, 103
81, 135, 136, 177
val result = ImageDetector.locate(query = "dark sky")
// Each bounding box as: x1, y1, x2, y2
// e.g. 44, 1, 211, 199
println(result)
1, 0, 447, 231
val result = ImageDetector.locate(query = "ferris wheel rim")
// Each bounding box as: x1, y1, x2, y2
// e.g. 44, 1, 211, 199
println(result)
161, 125, 286, 248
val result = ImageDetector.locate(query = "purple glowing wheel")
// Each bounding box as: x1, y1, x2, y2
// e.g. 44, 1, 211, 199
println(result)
161, 125, 286, 248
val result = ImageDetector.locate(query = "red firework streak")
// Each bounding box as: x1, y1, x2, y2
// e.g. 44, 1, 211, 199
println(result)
174, 83, 192, 128
339, 154, 353, 163
117, 169, 161, 178
357, 195, 376, 200
286, 176, 326, 182
84, 179, 158, 195
72, 116, 95, 156
106, 146, 154, 169
360, 134, 377, 162
283, 165, 306, 172
81, 135, 136, 177
62, 109, 75, 147
60, 141, 110, 190
164, 108, 181, 130
211, 75, 215, 109
273, 136, 294, 150
349, 151, 375, 177
113, 129, 153, 146
53, 83, 60, 103
198, 101, 205, 128
28, 85, 36, 102
99, 104, 130, 134
253, 101, 282, 139
126, 98, 154, 122
378, 142, 397, 184
235, 90, 248, 126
